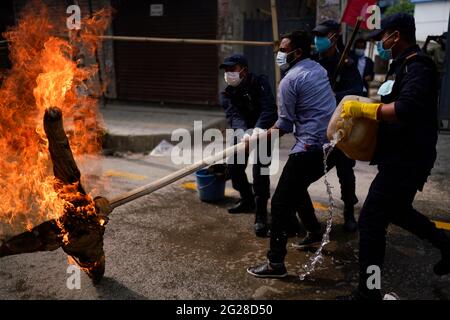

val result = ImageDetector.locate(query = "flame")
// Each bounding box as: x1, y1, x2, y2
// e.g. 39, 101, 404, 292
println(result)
0, 4, 112, 237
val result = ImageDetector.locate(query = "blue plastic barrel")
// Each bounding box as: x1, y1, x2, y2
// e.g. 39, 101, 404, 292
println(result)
195, 168, 226, 202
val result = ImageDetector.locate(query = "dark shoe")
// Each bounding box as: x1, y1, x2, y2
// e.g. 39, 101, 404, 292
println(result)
343, 206, 358, 233
228, 198, 255, 214
254, 222, 268, 238
247, 262, 287, 278
292, 231, 322, 249
336, 289, 382, 300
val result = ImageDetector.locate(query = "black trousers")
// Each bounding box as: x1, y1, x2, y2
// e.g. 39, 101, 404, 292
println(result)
268, 149, 338, 263
334, 149, 358, 207
358, 165, 449, 297
228, 139, 271, 200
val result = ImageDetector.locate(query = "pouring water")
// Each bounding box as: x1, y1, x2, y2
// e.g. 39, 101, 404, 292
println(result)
299, 131, 343, 280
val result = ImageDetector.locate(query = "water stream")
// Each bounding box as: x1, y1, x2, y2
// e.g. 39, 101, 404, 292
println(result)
299, 132, 342, 280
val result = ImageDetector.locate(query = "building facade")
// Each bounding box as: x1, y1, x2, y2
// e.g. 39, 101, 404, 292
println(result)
0, 0, 316, 105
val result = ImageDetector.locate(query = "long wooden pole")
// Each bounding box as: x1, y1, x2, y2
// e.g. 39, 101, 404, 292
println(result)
270, 0, 281, 89
99, 35, 273, 47
2, 36, 273, 47
109, 132, 269, 210
331, 16, 363, 89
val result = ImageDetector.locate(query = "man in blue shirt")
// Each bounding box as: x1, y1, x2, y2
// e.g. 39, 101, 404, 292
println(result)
220, 54, 278, 237
247, 31, 339, 277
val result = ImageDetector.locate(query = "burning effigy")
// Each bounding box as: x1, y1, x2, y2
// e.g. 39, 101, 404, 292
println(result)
0, 2, 271, 286
0, 3, 113, 284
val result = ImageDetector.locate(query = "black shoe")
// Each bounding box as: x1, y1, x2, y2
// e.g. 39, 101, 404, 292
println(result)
343, 206, 358, 233
292, 231, 322, 249
254, 222, 268, 238
228, 198, 255, 214
434, 251, 450, 276
247, 262, 287, 278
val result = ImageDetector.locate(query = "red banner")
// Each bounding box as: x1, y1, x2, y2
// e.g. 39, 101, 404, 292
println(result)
341, 0, 377, 29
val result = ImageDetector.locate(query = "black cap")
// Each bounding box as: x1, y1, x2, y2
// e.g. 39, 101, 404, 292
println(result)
312, 20, 340, 36
219, 54, 248, 69
368, 13, 416, 41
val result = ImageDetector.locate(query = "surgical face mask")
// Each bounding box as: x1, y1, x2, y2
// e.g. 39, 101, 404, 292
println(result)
376, 32, 397, 61
377, 80, 395, 96
276, 49, 296, 71
224, 70, 244, 87
355, 48, 365, 57
314, 36, 332, 53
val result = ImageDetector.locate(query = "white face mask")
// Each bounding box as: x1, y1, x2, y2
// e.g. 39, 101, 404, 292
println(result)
276, 50, 296, 71
224, 71, 243, 87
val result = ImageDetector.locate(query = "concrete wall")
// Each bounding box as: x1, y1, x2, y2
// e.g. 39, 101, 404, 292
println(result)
414, 0, 450, 41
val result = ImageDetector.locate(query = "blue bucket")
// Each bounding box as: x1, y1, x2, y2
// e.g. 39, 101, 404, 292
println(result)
195, 168, 226, 202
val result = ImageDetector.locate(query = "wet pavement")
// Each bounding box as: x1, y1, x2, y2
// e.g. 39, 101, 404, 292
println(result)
0, 133, 449, 300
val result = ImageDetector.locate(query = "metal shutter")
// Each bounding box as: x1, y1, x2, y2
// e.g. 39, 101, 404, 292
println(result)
112, 0, 218, 104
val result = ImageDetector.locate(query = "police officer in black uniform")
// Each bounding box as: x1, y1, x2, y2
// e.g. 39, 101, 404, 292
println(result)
311, 20, 364, 233
219, 54, 278, 237
338, 13, 450, 300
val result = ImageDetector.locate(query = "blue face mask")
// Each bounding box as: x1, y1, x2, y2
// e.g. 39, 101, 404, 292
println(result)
376, 32, 397, 61
314, 36, 331, 53
376, 41, 392, 61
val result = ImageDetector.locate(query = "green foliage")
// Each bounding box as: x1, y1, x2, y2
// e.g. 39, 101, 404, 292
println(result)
384, 0, 415, 16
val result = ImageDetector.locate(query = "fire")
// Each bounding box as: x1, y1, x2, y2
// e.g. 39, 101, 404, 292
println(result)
0, 4, 111, 237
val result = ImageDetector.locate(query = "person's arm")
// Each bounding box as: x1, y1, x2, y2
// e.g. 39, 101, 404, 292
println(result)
220, 92, 248, 130
268, 123, 286, 138
254, 76, 278, 129
341, 62, 436, 123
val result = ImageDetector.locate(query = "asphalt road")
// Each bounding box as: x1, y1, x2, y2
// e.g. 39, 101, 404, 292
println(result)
1, 134, 449, 300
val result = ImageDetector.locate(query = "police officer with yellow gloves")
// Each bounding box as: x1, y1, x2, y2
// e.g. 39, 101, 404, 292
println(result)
338, 13, 450, 300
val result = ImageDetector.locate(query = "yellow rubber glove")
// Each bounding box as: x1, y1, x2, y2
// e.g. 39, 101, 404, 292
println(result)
340, 100, 382, 120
